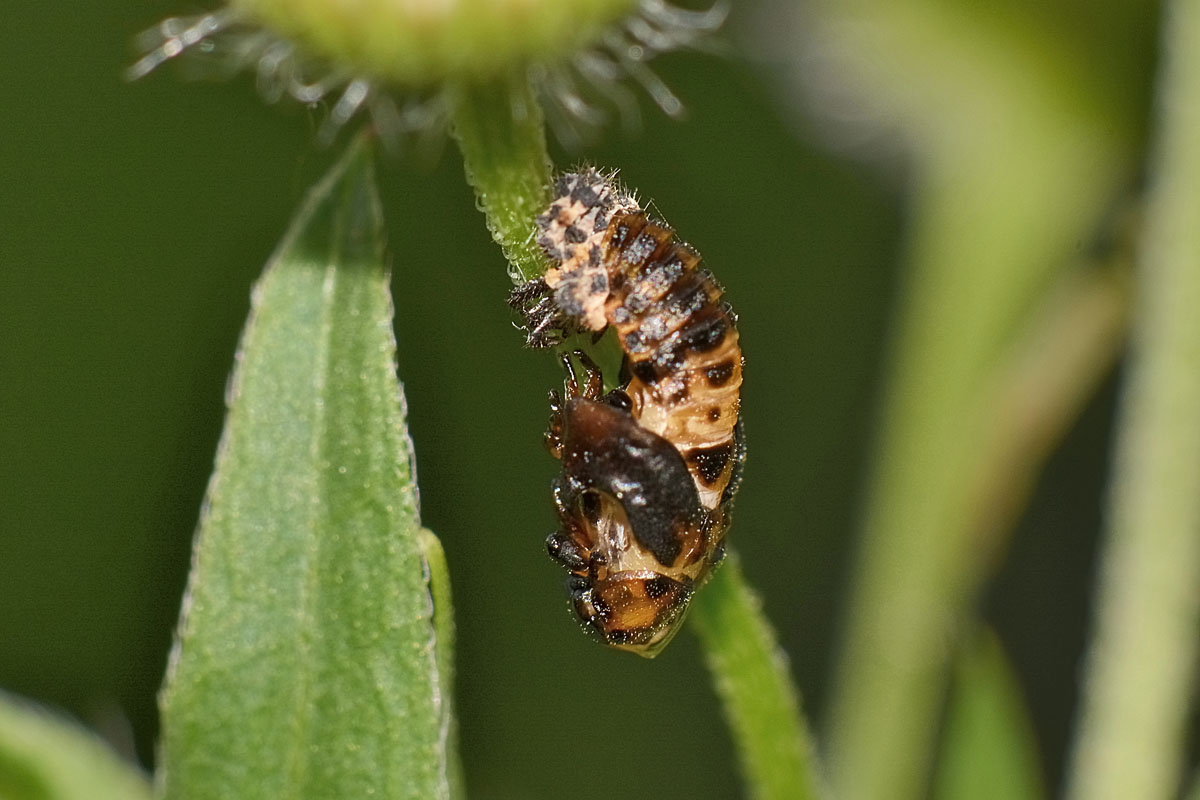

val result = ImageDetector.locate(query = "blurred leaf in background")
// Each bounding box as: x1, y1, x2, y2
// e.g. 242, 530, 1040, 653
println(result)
933, 631, 1045, 800
0, 692, 150, 800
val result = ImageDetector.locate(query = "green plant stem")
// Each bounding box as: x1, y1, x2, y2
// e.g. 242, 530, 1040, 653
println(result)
691, 554, 823, 800
1066, 2, 1200, 797
448, 73, 552, 284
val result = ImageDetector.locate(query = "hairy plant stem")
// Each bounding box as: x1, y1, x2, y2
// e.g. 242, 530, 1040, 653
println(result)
1066, 1, 1200, 796
448, 74, 553, 284
692, 555, 824, 800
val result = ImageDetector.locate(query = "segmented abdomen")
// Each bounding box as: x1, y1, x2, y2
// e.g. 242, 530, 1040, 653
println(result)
601, 212, 743, 511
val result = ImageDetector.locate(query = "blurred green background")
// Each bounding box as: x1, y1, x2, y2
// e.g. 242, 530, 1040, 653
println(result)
0, 0, 1162, 797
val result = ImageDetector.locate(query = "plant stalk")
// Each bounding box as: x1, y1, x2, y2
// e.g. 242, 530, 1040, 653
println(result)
691, 555, 824, 800
1066, 0, 1200, 796
448, 73, 552, 284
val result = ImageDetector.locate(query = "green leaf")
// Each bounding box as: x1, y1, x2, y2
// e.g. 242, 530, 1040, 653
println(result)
419, 528, 464, 799
691, 554, 824, 800
0, 690, 150, 800
933, 631, 1044, 800
158, 135, 451, 800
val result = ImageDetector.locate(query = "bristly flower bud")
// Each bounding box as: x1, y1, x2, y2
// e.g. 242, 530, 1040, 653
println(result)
129, 0, 725, 145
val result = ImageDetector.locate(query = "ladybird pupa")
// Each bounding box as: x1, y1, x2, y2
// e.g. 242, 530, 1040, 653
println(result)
513, 168, 744, 656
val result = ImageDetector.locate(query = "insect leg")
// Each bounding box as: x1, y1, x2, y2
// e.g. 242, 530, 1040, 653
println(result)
560, 352, 581, 398
571, 349, 605, 400
545, 389, 565, 457
546, 531, 588, 571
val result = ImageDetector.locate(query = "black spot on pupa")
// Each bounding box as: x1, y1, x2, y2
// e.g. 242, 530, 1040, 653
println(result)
663, 277, 710, 319
686, 443, 734, 486
644, 576, 672, 599
570, 181, 601, 208
705, 361, 736, 387
651, 344, 687, 374
602, 390, 634, 412
679, 311, 728, 353
607, 627, 632, 644
631, 358, 661, 385
580, 491, 602, 523
591, 591, 612, 618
